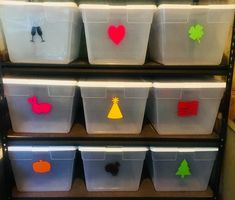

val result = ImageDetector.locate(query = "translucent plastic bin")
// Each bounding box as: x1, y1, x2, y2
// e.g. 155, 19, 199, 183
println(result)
0, 1, 81, 64
79, 146, 148, 191
3, 78, 77, 133
79, 81, 151, 134
0, 23, 6, 59
80, 4, 156, 65
148, 147, 218, 191
149, 4, 235, 65
8, 146, 76, 192
147, 80, 225, 135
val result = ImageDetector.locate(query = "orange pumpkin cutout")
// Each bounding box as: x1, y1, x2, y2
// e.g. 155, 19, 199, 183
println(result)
33, 160, 51, 174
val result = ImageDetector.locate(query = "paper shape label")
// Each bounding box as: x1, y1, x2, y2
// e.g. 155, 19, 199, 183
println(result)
31, 26, 45, 43
107, 24, 126, 45
177, 100, 199, 117
188, 24, 204, 43
105, 162, 120, 176
28, 96, 52, 115
33, 160, 51, 174
107, 97, 123, 120
176, 159, 191, 179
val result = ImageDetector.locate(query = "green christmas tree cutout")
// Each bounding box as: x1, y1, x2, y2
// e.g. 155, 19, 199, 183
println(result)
188, 24, 204, 43
176, 159, 191, 179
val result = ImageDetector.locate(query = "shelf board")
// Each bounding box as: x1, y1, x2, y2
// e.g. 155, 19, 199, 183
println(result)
12, 177, 214, 199
7, 121, 220, 146
1, 59, 229, 77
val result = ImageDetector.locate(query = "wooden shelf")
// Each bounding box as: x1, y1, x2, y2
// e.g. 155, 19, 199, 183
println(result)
12, 177, 214, 199
7, 121, 220, 146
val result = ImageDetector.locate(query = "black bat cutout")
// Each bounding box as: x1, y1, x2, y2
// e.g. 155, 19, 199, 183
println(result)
105, 162, 120, 176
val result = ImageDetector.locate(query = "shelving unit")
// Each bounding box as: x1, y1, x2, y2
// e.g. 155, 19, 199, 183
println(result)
0, 2, 234, 200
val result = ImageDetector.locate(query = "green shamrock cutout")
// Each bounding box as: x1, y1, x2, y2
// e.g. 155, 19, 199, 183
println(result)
188, 24, 204, 43
176, 159, 191, 179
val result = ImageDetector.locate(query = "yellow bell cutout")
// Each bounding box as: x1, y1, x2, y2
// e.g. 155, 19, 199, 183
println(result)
107, 97, 123, 120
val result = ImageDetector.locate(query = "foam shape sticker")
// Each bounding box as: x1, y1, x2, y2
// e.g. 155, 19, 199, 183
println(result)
105, 162, 120, 176
107, 24, 126, 45
33, 160, 51, 174
176, 159, 191, 179
177, 100, 199, 117
107, 97, 123, 120
28, 96, 52, 115
31, 26, 45, 43
188, 24, 204, 43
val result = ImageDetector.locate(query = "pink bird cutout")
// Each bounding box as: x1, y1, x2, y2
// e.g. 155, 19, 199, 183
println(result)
28, 96, 52, 114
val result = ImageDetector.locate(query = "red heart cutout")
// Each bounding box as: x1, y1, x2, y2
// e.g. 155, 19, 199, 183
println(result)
107, 25, 126, 45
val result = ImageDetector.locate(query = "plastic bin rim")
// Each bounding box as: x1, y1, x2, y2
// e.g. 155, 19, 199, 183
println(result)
78, 81, 152, 88
150, 147, 218, 152
78, 146, 149, 152
0, 1, 78, 8
3, 78, 77, 86
158, 4, 235, 10
152, 82, 226, 89
8, 146, 77, 152
79, 4, 156, 10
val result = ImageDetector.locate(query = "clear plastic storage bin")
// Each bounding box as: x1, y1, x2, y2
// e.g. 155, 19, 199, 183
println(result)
8, 146, 76, 192
149, 4, 235, 65
147, 79, 225, 135
80, 4, 156, 65
3, 78, 77, 133
148, 147, 218, 191
79, 81, 151, 134
79, 146, 148, 191
0, 22, 6, 59
0, 1, 81, 64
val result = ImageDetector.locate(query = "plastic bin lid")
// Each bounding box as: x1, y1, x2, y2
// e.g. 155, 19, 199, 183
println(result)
79, 4, 156, 10
0, 1, 78, 8
150, 147, 218, 152
78, 146, 149, 152
152, 81, 226, 89
8, 146, 77, 152
78, 80, 152, 88
158, 4, 235, 10
3, 78, 77, 86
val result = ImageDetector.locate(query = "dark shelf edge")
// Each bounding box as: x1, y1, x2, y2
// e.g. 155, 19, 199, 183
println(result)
11, 177, 214, 199
1, 60, 229, 68
6, 123, 220, 146
1, 60, 229, 77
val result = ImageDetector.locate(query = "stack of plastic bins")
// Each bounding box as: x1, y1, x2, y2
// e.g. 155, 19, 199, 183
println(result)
79, 146, 148, 191
79, 80, 152, 134
149, 4, 235, 65
0, 1, 81, 64
3, 78, 77, 133
79, 4, 156, 65
148, 147, 218, 191
147, 79, 226, 135
8, 146, 76, 191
